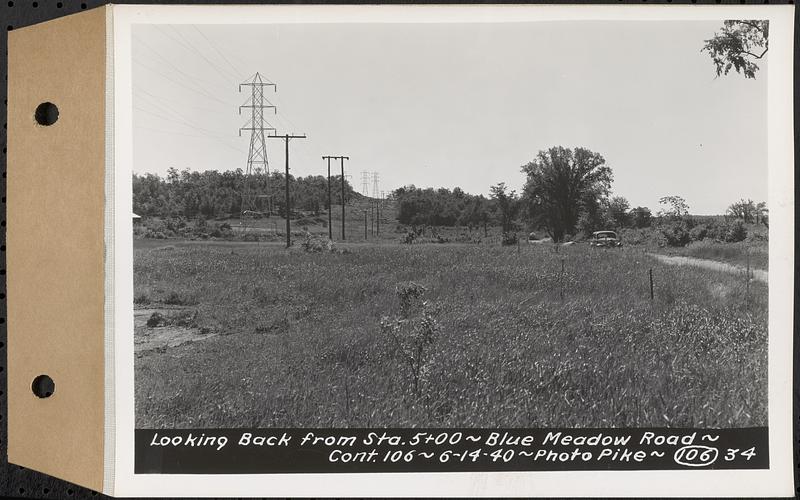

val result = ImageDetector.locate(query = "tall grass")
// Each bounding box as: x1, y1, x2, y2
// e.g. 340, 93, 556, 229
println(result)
134, 243, 767, 429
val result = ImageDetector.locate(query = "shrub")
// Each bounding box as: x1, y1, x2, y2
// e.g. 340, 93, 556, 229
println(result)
381, 282, 439, 394
689, 224, 709, 242
301, 234, 334, 253
134, 293, 151, 305
163, 291, 196, 305
659, 220, 692, 247
170, 310, 198, 328
395, 282, 428, 317
722, 219, 748, 243
146, 312, 167, 328
501, 232, 519, 246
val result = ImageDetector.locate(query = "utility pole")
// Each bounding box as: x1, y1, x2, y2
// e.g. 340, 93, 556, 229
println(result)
364, 210, 368, 239
268, 133, 307, 248
341, 157, 349, 240
239, 73, 276, 226
323, 156, 333, 240
323, 155, 349, 240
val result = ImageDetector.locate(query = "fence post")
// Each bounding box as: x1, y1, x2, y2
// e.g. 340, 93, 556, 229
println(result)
746, 246, 751, 306
560, 258, 565, 300
649, 268, 654, 300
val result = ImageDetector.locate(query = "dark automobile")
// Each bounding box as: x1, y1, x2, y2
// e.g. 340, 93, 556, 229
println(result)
590, 230, 622, 248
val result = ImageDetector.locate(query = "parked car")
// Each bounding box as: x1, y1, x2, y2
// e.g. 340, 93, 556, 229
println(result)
590, 230, 622, 248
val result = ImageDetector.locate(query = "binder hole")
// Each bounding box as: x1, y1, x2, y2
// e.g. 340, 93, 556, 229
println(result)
31, 375, 54, 398
34, 102, 59, 126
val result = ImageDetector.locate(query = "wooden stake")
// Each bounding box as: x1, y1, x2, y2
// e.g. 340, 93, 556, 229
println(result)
746, 246, 750, 306
649, 268, 654, 300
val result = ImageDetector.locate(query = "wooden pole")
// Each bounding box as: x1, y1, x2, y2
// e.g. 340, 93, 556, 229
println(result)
340, 157, 346, 240
649, 268, 654, 300
364, 210, 368, 240
560, 258, 565, 300
746, 246, 750, 305
325, 157, 332, 240
284, 136, 290, 248
268, 133, 307, 247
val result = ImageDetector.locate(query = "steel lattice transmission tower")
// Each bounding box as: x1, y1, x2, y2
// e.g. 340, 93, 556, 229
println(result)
372, 171, 380, 199
239, 73, 277, 218
361, 171, 370, 197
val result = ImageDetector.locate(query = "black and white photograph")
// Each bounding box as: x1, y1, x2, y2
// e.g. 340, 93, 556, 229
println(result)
112, 6, 796, 490
133, 16, 772, 430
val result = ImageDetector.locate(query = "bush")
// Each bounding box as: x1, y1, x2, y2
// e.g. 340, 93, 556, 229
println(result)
721, 219, 747, 242
659, 220, 692, 247
301, 234, 334, 253
381, 282, 439, 394
501, 232, 519, 246
146, 312, 167, 328
163, 291, 196, 305
134, 293, 151, 305
689, 224, 709, 242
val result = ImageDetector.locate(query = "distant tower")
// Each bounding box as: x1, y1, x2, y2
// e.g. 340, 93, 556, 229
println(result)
361, 171, 371, 197
239, 73, 276, 217
372, 172, 380, 199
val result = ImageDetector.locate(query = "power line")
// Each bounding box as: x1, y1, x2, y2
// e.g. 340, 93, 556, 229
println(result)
133, 58, 230, 107
161, 25, 240, 86
192, 25, 243, 81
134, 35, 232, 106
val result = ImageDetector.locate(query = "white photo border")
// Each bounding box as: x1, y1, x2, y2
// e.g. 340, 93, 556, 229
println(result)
110, 4, 795, 497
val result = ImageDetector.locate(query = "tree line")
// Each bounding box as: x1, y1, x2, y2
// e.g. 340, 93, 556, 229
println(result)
391, 145, 766, 246
133, 167, 357, 219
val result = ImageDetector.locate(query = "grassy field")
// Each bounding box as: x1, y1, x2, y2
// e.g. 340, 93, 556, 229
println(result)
134, 240, 767, 429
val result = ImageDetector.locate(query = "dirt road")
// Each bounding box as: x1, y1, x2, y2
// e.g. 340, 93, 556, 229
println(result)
648, 253, 768, 283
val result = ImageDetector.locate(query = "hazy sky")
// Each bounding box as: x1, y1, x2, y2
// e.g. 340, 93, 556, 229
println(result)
132, 21, 768, 214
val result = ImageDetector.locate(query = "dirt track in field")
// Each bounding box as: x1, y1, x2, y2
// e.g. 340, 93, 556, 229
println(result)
648, 253, 768, 283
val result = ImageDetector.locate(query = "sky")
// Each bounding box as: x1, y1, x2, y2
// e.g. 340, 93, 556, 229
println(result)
132, 21, 768, 215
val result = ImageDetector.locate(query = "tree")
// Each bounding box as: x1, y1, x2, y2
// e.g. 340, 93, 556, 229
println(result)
702, 20, 769, 79
727, 199, 768, 225
605, 196, 630, 228
489, 183, 520, 234
726, 198, 757, 223
629, 206, 652, 229
657, 195, 689, 219
521, 146, 613, 242
755, 201, 768, 226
